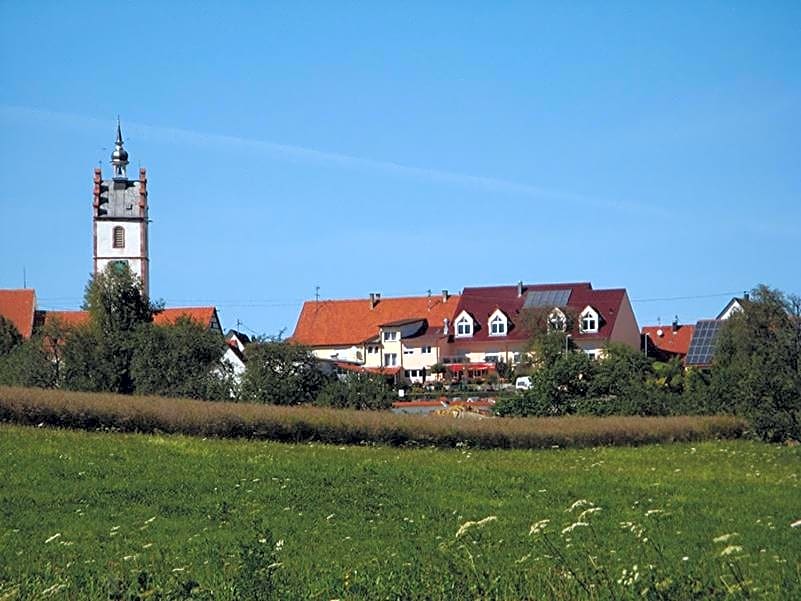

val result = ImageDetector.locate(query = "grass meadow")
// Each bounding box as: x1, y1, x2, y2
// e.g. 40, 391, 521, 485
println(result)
1, 424, 799, 599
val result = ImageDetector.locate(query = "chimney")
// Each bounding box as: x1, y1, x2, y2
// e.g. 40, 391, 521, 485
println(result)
443, 318, 450, 336
517, 281, 524, 297
743, 291, 750, 301
442, 289, 449, 302
672, 316, 679, 333
370, 292, 381, 309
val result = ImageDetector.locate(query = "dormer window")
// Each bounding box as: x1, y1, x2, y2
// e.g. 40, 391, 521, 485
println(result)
548, 308, 567, 332
489, 309, 508, 336
383, 331, 398, 342
580, 306, 599, 333
455, 311, 473, 337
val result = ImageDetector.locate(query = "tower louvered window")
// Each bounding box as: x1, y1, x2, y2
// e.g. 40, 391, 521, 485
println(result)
113, 226, 125, 248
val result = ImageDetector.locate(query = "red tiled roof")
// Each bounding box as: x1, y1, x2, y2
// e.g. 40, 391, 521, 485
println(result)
292, 295, 460, 347
642, 324, 695, 356
43, 310, 89, 329
42, 307, 219, 330
0, 289, 36, 338
154, 307, 218, 329
451, 283, 627, 343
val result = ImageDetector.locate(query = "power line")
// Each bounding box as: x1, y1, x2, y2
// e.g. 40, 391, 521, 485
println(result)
630, 291, 743, 303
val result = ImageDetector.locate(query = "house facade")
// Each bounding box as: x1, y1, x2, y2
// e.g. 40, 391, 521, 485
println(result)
291, 291, 459, 383
441, 282, 640, 368
291, 282, 641, 384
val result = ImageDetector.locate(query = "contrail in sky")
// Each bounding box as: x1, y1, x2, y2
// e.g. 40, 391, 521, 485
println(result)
0, 104, 665, 216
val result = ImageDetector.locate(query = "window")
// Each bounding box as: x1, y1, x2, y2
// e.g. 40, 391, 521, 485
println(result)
403, 348, 414, 355
405, 369, 421, 379
367, 346, 379, 354
383, 353, 397, 366
548, 308, 566, 332
484, 354, 500, 363
580, 308, 598, 333
383, 331, 398, 342
489, 313, 507, 336
421, 346, 432, 354
112, 226, 125, 249
455, 314, 473, 337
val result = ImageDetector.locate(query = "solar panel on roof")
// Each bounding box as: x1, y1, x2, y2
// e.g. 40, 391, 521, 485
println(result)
685, 320, 722, 366
523, 289, 572, 308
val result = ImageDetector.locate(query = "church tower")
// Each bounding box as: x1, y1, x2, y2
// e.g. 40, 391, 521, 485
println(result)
92, 120, 150, 296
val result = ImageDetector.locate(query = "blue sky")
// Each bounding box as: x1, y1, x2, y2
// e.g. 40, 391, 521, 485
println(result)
1, 1, 799, 337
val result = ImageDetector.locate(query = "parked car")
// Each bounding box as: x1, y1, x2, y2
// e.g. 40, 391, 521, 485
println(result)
515, 376, 532, 391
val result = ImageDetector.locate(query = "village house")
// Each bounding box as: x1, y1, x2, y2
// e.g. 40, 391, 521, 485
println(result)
292, 282, 641, 384
641, 317, 695, 362
441, 282, 641, 379
291, 291, 459, 382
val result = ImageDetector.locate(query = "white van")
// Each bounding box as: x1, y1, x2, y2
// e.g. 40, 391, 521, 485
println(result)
515, 376, 532, 391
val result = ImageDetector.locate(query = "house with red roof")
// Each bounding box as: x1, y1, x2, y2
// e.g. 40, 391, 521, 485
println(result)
0, 289, 37, 339
292, 290, 459, 382
292, 282, 640, 384
641, 318, 695, 361
441, 282, 640, 370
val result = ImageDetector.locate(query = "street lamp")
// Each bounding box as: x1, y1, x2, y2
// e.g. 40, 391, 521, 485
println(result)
565, 333, 571, 353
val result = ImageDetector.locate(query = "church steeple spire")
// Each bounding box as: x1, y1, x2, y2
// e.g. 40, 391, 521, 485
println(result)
111, 117, 129, 180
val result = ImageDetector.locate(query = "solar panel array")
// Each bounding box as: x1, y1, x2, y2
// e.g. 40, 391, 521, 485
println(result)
523, 289, 572, 309
685, 319, 722, 366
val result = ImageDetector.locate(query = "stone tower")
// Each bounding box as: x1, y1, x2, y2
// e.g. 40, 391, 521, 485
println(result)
92, 120, 150, 296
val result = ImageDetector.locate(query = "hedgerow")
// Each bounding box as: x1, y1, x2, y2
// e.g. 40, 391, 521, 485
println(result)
0, 386, 745, 449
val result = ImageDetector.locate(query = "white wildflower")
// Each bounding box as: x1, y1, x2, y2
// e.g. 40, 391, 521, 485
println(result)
561, 522, 589, 535
44, 533, 61, 544
645, 509, 664, 517
720, 545, 743, 556
275, 539, 284, 551
455, 515, 497, 538
713, 533, 738, 543
566, 499, 592, 513
529, 519, 550, 535
578, 507, 602, 520
681, 556, 689, 561
326, 513, 335, 520
144, 516, 156, 524
790, 519, 801, 528
41, 583, 67, 596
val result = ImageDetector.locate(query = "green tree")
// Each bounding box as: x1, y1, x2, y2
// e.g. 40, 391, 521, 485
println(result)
131, 317, 226, 399
711, 285, 801, 442
240, 340, 330, 405
0, 316, 22, 356
63, 264, 155, 394
590, 343, 653, 398
0, 334, 60, 388
495, 351, 595, 417
315, 372, 394, 410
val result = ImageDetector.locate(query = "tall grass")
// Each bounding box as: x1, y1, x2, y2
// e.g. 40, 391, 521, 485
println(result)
0, 386, 746, 448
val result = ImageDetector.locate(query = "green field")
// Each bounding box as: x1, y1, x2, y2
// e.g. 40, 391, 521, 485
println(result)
1, 425, 799, 599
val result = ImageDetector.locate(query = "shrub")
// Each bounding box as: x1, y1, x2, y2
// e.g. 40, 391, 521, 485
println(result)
315, 372, 394, 410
